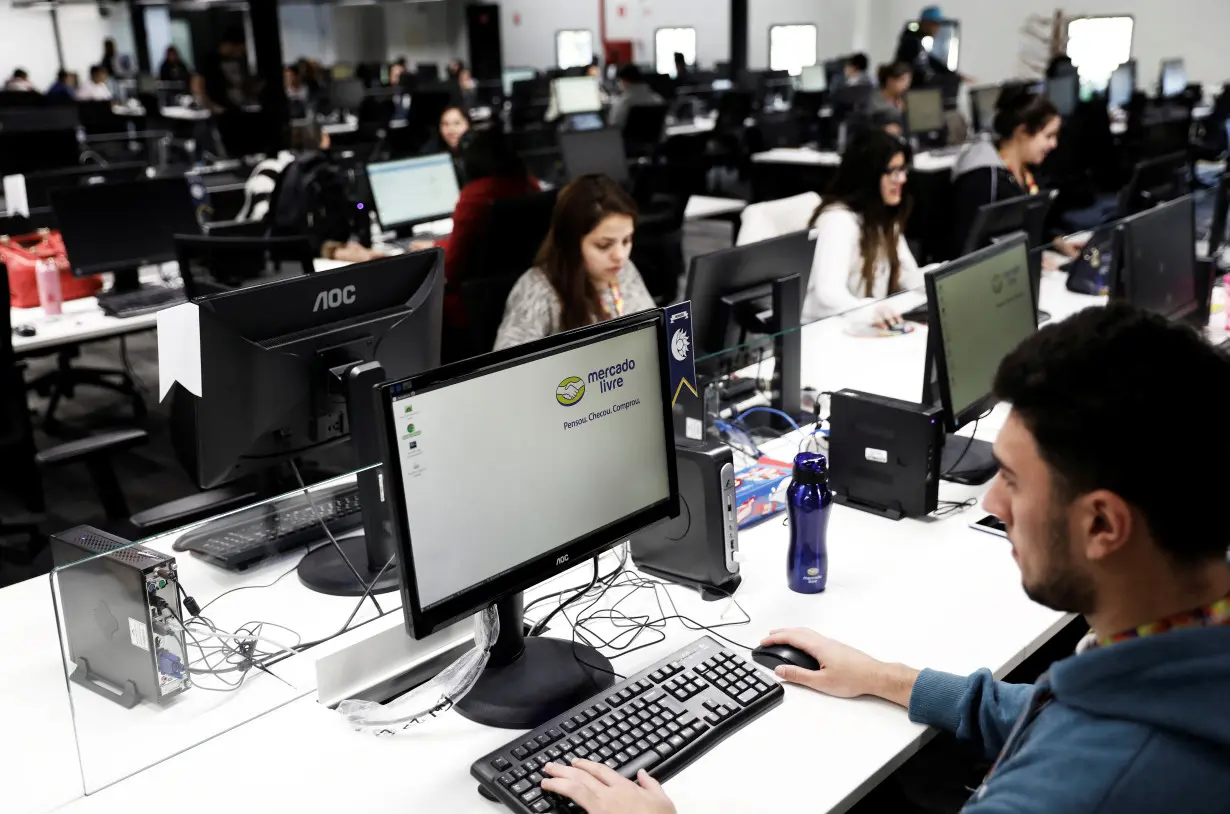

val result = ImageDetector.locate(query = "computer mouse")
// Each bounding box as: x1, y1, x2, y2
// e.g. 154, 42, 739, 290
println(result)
751, 644, 820, 673
13, 324, 36, 338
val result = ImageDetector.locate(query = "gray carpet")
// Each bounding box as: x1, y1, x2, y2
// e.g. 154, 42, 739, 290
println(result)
0, 220, 737, 589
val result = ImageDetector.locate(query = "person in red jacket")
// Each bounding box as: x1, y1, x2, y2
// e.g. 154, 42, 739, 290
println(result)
411, 127, 540, 337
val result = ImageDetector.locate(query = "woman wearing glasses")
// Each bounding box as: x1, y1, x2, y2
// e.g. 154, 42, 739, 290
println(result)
803, 130, 921, 325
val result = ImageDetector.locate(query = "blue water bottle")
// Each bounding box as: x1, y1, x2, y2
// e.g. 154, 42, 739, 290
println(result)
786, 452, 832, 594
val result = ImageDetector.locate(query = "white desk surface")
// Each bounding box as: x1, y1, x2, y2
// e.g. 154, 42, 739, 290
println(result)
666, 115, 717, 138
1, 271, 1126, 814
10, 258, 349, 356
684, 195, 747, 221
159, 106, 211, 122
753, 147, 958, 173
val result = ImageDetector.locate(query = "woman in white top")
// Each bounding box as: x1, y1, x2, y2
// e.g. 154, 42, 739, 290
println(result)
495, 174, 655, 350
76, 65, 113, 101
803, 130, 922, 325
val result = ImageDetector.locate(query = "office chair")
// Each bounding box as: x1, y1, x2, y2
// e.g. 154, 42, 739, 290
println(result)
461, 189, 559, 355
737, 193, 821, 246
173, 234, 316, 299
76, 100, 128, 136
1, 267, 150, 559
622, 104, 668, 159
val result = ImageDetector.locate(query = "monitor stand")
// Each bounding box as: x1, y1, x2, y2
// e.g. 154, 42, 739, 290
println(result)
940, 433, 998, 485
110, 266, 142, 293
298, 361, 401, 597
456, 593, 615, 730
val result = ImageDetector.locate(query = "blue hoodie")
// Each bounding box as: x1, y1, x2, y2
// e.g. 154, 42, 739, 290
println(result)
908, 625, 1230, 812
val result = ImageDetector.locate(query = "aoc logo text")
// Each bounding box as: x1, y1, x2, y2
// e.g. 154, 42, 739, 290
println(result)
313, 285, 356, 312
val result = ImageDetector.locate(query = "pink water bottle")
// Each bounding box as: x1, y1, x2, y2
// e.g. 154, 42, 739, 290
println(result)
1224, 274, 1230, 332
35, 257, 63, 316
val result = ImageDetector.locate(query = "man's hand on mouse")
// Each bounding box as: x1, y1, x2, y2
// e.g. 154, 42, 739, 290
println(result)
761, 628, 919, 707
541, 759, 676, 814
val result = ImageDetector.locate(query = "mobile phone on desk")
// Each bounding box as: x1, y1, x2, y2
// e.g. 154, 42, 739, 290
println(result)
969, 514, 1008, 538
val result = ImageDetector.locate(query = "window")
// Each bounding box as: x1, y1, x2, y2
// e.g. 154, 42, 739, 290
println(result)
556, 29, 595, 71
769, 24, 817, 76
655, 27, 697, 77
1066, 16, 1134, 96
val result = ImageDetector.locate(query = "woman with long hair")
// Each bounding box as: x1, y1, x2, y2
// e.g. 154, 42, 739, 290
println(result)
495, 174, 655, 349
803, 130, 921, 324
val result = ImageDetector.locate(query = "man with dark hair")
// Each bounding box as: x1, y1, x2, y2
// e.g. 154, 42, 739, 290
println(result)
844, 52, 872, 86
540, 304, 1230, 813
609, 64, 662, 130
202, 27, 252, 112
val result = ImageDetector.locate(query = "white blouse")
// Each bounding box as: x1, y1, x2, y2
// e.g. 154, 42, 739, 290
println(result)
802, 205, 922, 321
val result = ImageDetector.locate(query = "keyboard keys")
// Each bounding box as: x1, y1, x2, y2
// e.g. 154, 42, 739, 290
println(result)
511, 779, 532, 795
619, 750, 662, 779
512, 746, 529, 760
493, 757, 512, 772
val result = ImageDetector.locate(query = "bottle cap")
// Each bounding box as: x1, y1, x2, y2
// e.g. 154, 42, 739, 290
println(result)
792, 452, 828, 485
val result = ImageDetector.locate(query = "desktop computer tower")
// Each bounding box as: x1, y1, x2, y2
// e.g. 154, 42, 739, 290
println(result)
829, 390, 944, 520
629, 441, 741, 599
51, 526, 190, 708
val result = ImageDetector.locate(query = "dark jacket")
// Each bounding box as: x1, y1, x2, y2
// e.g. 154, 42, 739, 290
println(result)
434, 174, 542, 328
909, 625, 1230, 813
950, 138, 1025, 256
160, 60, 191, 84
895, 29, 954, 88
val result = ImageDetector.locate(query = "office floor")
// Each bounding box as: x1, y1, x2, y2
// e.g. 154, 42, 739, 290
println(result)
0, 220, 735, 590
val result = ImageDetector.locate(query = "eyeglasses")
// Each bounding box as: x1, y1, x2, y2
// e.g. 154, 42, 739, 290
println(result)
884, 166, 910, 180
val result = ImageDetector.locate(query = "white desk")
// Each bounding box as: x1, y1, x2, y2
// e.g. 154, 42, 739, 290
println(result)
10, 259, 350, 356
752, 147, 958, 174
159, 106, 211, 122
1, 274, 1107, 814
666, 114, 717, 138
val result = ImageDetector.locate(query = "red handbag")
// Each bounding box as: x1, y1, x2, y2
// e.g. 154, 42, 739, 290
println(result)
1, 229, 101, 308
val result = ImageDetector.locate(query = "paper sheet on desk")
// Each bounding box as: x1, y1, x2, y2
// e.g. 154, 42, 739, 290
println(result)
157, 303, 202, 400
3, 174, 28, 216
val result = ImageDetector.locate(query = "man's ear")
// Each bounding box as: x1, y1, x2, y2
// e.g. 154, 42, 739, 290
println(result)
1073, 489, 1134, 562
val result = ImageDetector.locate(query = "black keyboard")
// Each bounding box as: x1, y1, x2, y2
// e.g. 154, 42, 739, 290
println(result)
172, 482, 363, 570
471, 636, 783, 813
98, 285, 186, 317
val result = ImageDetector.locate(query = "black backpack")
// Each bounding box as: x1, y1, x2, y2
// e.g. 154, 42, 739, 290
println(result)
268, 151, 360, 254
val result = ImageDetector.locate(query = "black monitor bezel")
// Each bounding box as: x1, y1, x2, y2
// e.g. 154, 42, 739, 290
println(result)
377, 309, 681, 639
1117, 193, 1199, 322
924, 233, 1035, 432
364, 153, 461, 232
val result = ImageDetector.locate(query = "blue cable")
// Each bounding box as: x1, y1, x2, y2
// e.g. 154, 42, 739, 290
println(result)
732, 407, 802, 434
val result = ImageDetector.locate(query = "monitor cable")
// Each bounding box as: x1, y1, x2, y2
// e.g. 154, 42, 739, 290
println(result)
288, 460, 384, 616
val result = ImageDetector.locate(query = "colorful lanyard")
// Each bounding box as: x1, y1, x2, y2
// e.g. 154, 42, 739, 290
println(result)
603, 280, 625, 319
1087, 590, 1230, 650
1000, 152, 1039, 195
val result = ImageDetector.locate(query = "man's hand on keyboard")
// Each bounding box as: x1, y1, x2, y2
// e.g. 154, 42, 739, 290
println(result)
761, 628, 919, 707
541, 759, 676, 814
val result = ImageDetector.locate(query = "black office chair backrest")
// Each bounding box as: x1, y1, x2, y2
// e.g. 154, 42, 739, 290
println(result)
174, 234, 316, 299
0, 90, 43, 109
77, 100, 126, 135
622, 104, 668, 157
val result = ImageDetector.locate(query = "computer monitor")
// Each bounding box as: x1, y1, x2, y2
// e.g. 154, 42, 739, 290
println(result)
0, 107, 81, 176
553, 76, 603, 115
1118, 151, 1187, 217
685, 229, 816, 359
970, 84, 1001, 133
365, 154, 461, 234
1045, 74, 1079, 117
50, 177, 201, 293
1108, 60, 1136, 109
962, 192, 1054, 257
797, 65, 827, 93
14, 161, 151, 211
1115, 194, 1199, 323
923, 234, 1037, 485
172, 252, 444, 596
904, 87, 945, 134
503, 67, 537, 97
375, 309, 678, 727
1159, 58, 1186, 99
559, 128, 629, 185
1209, 172, 1230, 259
